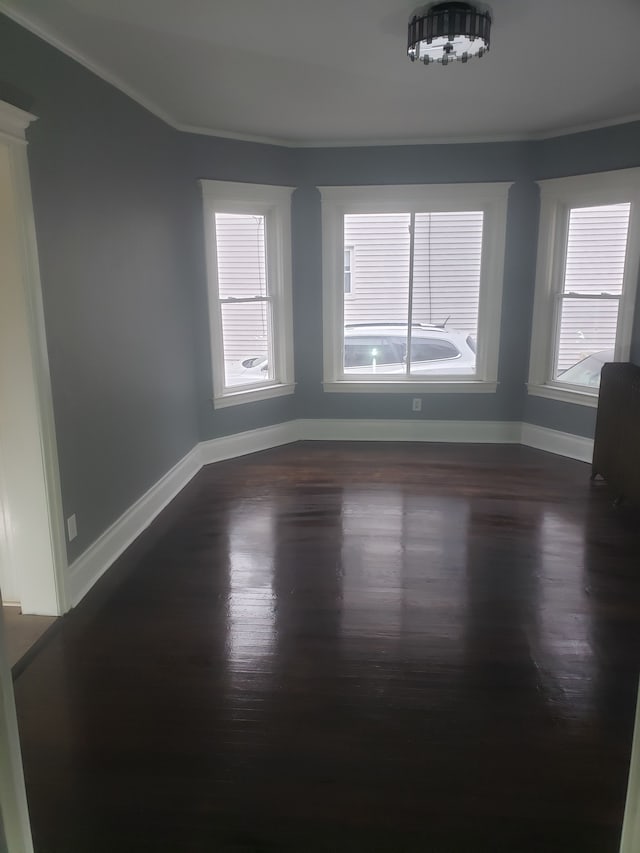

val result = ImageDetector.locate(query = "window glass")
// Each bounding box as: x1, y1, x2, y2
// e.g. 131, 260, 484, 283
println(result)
528, 172, 640, 405
342, 211, 479, 377
557, 351, 612, 388
214, 213, 271, 388
412, 212, 483, 339
322, 183, 509, 391
220, 301, 272, 387
411, 339, 460, 362
344, 247, 353, 294
202, 181, 294, 407
562, 204, 629, 296
344, 338, 402, 369
215, 213, 267, 299
343, 214, 410, 327
554, 203, 630, 384
554, 298, 619, 379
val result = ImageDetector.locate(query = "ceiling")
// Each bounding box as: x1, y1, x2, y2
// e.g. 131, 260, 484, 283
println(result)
3, 0, 640, 146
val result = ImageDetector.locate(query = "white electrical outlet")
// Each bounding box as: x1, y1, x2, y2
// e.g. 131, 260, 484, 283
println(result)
67, 514, 77, 542
412, 398, 422, 412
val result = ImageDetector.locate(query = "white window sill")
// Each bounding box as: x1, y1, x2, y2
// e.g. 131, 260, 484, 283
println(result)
213, 382, 296, 409
527, 382, 599, 408
323, 380, 498, 395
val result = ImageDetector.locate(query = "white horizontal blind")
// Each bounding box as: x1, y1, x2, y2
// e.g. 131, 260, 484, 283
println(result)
555, 203, 630, 375
215, 213, 272, 386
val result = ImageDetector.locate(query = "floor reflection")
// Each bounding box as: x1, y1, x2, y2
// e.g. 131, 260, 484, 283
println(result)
226, 501, 276, 682
341, 489, 405, 640
535, 509, 596, 721
10, 443, 640, 852
340, 490, 468, 662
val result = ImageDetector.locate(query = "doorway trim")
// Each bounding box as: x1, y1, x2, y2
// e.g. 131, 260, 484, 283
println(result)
0, 100, 67, 616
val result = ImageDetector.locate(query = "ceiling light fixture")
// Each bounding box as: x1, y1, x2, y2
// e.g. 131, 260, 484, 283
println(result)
408, 2, 491, 66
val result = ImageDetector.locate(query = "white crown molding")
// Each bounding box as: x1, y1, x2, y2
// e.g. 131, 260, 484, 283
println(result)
65, 445, 201, 607
177, 122, 534, 148
4, 2, 640, 149
179, 113, 640, 149
0, 3, 177, 130
0, 100, 37, 144
178, 122, 300, 148
530, 111, 640, 142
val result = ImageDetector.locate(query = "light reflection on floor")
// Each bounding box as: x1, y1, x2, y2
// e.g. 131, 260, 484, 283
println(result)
226, 502, 276, 682
535, 509, 595, 721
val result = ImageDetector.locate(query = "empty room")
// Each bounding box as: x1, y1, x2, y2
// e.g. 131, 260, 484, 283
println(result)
1, 2, 640, 851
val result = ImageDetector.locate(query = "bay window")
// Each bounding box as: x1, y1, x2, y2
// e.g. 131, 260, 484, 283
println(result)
320, 183, 510, 393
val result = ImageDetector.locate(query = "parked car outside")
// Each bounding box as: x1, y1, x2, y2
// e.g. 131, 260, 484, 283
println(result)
226, 323, 477, 385
340, 323, 476, 375
557, 349, 613, 389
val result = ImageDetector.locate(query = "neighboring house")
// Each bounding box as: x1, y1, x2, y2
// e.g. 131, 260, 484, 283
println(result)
344, 212, 482, 336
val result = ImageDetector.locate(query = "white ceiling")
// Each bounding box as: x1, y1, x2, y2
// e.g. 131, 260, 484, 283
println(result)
3, 0, 640, 146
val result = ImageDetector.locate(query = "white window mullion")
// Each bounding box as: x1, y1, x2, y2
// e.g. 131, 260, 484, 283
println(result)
406, 212, 416, 376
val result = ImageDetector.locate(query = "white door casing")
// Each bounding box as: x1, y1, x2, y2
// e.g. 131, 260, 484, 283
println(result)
0, 602, 33, 853
0, 101, 66, 616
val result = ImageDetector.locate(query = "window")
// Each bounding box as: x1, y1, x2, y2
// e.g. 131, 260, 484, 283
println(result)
411, 339, 460, 362
321, 183, 510, 393
344, 246, 354, 295
201, 181, 295, 408
344, 337, 403, 369
528, 169, 640, 407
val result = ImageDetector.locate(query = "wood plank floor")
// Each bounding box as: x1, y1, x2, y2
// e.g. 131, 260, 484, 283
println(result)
12, 442, 640, 852
3, 606, 58, 669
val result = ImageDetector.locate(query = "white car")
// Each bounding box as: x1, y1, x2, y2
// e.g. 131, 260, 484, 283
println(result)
342, 323, 476, 375
228, 323, 477, 384
557, 349, 613, 388
225, 354, 270, 386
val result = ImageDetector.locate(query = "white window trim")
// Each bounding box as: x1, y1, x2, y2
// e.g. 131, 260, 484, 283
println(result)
201, 180, 295, 408
320, 182, 511, 394
528, 168, 640, 408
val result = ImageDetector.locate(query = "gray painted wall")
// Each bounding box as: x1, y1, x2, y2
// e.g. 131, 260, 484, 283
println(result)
534, 121, 640, 181
2, 12, 640, 566
0, 15, 200, 562
292, 140, 535, 187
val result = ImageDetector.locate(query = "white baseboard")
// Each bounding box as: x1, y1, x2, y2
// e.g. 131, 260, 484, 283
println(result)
199, 420, 302, 466
298, 418, 521, 443
66, 445, 202, 607
520, 423, 594, 464
64, 418, 593, 609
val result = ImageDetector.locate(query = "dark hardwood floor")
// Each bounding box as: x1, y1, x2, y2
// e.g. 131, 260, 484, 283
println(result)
12, 442, 640, 852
